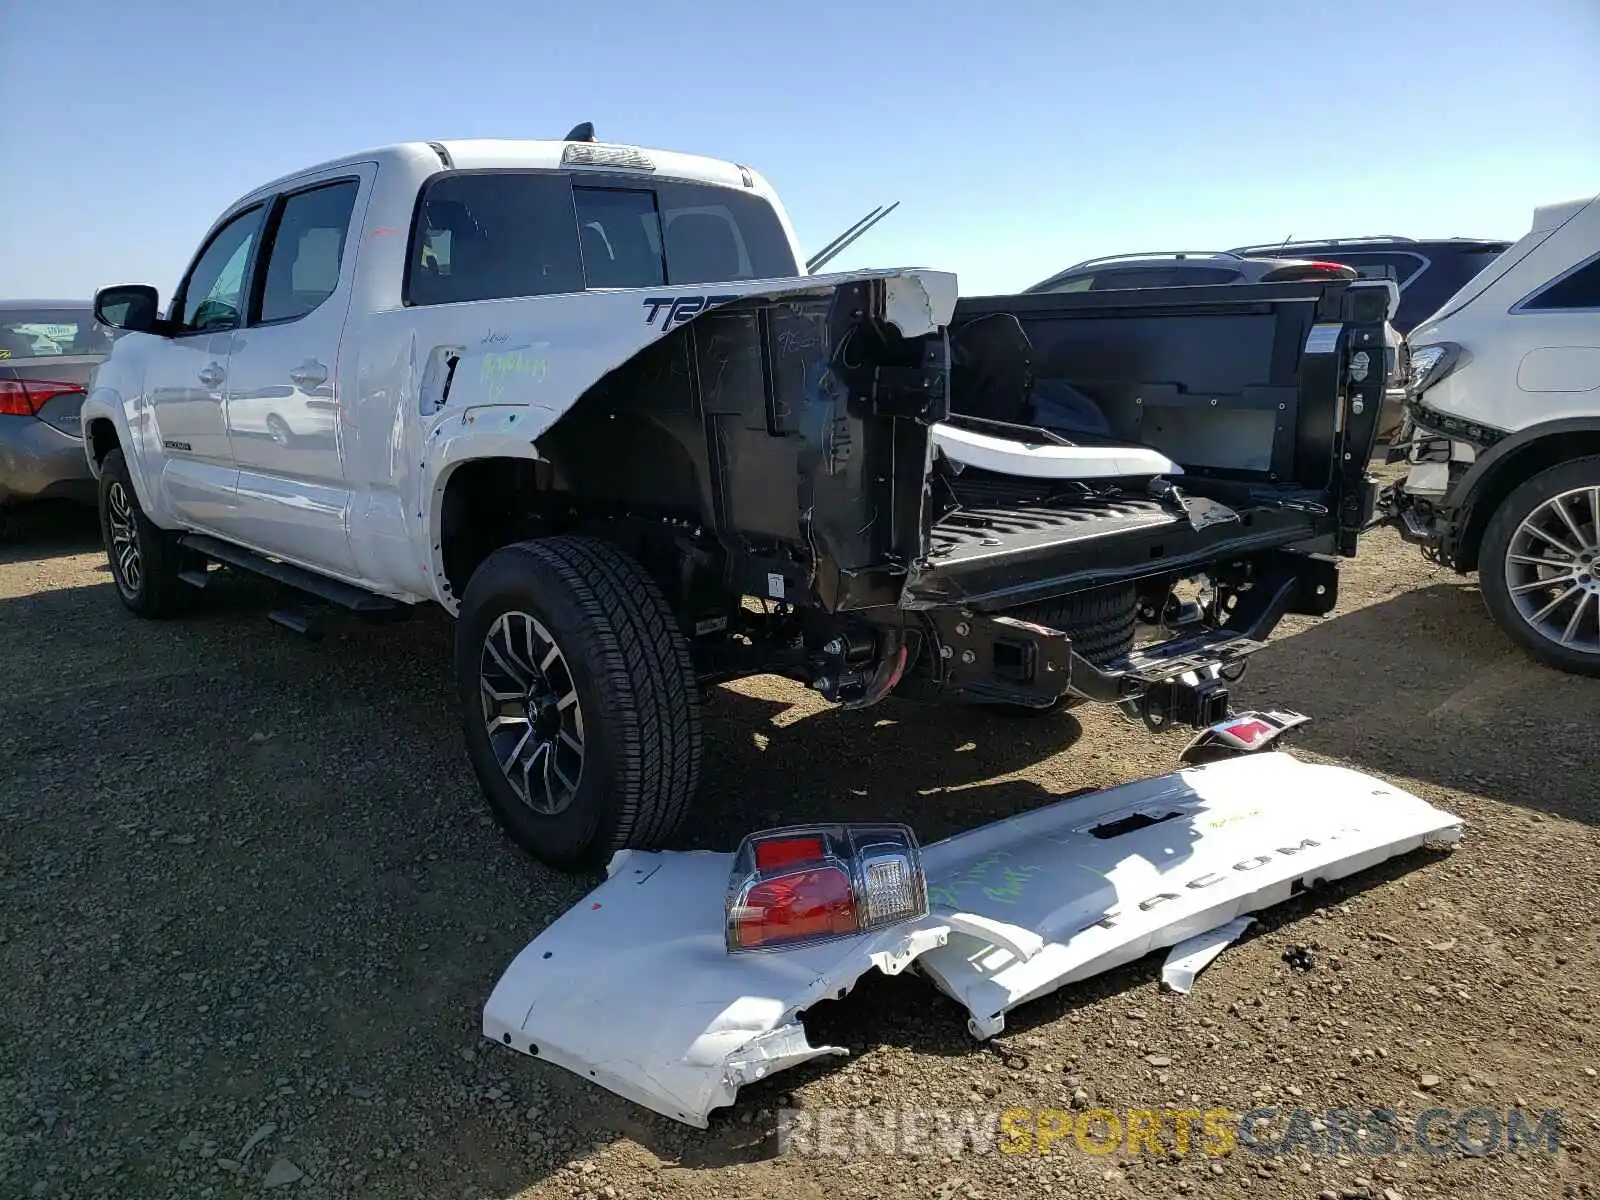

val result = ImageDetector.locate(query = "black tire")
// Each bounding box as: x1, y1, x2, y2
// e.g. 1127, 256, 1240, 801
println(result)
982, 582, 1138, 717
455, 535, 704, 869
1479, 455, 1600, 678
98, 449, 193, 617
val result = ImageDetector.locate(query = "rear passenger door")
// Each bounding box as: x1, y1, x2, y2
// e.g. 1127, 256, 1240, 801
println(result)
219, 168, 370, 572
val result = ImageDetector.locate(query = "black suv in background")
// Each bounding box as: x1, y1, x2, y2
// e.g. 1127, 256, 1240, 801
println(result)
1227, 237, 1511, 334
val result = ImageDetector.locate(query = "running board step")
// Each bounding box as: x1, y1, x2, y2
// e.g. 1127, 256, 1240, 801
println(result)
178, 534, 401, 614
268, 604, 325, 639
177, 566, 212, 589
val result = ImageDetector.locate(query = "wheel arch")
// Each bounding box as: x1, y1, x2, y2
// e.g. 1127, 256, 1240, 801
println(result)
432, 451, 548, 611
427, 391, 711, 611
79, 399, 167, 525
1451, 417, 1600, 572
85, 415, 122, 474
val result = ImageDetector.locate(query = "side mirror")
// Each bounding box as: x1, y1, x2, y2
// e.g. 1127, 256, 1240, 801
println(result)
94, 285, 162, 334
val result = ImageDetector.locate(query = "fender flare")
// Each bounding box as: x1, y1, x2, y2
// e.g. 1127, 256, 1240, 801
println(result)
1448, 415, 1600, 568
419, 407, 548, 611
79, 391, 161, 516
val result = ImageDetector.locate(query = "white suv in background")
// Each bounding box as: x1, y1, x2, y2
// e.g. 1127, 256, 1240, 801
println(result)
1387, 192, 1600, 675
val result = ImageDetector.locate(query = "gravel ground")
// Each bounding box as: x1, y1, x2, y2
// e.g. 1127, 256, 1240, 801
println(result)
2, 500, 1597, 1200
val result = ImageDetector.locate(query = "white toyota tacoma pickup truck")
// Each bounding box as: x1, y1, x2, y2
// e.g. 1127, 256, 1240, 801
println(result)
83, 131, 1394, 868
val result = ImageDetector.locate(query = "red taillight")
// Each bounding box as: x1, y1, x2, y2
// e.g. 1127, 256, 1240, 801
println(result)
0, 379, 84, 417
732, 867, 857, 949
725, 823, 928, 953
754, 836, 826, 871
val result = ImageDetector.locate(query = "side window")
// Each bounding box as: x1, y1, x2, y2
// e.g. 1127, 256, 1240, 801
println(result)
1091, 268, 1175, 290
406, 173, 584, 306
653, 181, 798, 284
176, 206, 263, 334
1167, 266, 1243, 286
573, 188, 666, 289
1040, 274, 1095, 294
258, 181, 360, 324
1523, 256, 1600, 310
1320, 252, 1426, 287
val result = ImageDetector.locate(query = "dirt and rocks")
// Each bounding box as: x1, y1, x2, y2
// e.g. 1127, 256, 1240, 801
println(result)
1, 502, 1597, 1200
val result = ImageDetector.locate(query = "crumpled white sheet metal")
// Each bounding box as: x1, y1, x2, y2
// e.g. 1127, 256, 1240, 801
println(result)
1160, 916, 1256, 995
482, 753, 1462, 1127
930, 422, 1184, 481
481, 849, 951, 1126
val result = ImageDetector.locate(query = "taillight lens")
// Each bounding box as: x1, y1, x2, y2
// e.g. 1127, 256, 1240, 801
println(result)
754, 836, 826, 871
0, 379, 84, 417
733, 868, 858, 949
725, 823, 927, 953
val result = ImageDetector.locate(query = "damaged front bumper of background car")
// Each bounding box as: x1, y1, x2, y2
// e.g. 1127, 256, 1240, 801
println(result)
1377, 396, 1509, 562
481, 752, 1462, 1128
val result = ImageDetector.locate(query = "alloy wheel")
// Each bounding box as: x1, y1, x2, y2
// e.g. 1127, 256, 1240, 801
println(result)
107, 481, 143, 597
1503, 484, 1600, 656
478, 611, 585, 815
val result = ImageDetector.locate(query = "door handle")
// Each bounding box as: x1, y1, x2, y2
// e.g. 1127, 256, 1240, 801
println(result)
198, 363, 225, 387
289, 360, 328, 389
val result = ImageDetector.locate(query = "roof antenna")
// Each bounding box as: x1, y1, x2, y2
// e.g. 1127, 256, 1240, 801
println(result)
806, 201, 900, 273
565, 122, 596, 142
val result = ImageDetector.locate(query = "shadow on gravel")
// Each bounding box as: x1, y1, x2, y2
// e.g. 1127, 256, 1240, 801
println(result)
0, 500, 100, 563
685, 687, 1090, 850
1243, 581, 1600, 825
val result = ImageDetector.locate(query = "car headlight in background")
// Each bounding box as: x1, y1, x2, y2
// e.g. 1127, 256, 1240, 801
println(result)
1406, 342, 1461, 396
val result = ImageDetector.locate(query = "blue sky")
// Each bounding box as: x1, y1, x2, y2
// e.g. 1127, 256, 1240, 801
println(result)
2, 0, 1595, 300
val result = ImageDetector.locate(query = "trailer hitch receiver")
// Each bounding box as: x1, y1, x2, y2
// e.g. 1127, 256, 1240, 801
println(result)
925, 610, 1072, 708
1138, 672, 1231, 732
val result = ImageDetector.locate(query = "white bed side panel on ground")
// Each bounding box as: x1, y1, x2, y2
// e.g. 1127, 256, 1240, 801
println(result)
482, 754, 1462, 1127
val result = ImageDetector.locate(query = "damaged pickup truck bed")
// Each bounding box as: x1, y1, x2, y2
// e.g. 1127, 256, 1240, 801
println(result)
80, 132, 1394, 868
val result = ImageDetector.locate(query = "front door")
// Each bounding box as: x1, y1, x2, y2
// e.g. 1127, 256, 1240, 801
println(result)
220, 173, 366, 572
145, 203, 264, 529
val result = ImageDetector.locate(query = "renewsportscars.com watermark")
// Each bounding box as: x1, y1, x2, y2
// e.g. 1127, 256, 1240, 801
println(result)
777, 1105, 1563, 1159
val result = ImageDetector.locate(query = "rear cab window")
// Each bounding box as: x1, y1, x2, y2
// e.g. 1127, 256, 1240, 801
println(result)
405, 171, 797, 305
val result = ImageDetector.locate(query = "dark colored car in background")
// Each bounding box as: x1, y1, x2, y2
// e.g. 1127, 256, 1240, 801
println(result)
1023, 250, 1357, 294
1226, 237, 1512, 334
0, 300, 115, 522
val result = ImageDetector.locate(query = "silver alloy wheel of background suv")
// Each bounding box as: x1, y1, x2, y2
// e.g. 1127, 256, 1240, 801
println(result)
1504, 484, 1600, 656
